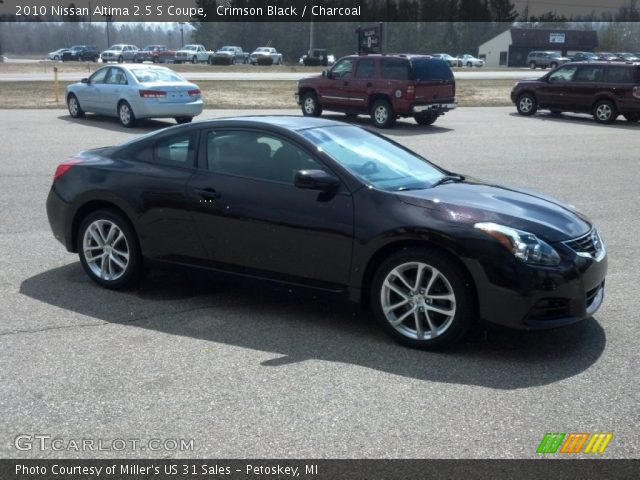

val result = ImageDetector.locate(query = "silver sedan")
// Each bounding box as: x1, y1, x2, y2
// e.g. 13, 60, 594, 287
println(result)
66, 65, 204, 127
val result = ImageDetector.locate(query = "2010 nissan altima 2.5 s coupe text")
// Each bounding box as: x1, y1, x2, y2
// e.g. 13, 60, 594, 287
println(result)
46, 117, 607, 349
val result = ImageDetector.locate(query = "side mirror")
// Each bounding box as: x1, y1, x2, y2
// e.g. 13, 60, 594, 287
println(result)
81, 78, 89, 84
294, 170, 340, 192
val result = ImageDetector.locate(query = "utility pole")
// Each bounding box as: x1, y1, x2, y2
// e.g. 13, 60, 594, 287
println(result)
179, 22, 185, 47
309, 20, 314, 53
105, 15, 112, 48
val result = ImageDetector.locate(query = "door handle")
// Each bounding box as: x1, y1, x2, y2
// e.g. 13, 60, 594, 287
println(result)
193, 187, 221, 201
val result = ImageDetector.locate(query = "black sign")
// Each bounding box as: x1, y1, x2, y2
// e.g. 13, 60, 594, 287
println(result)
357, 23, 384, 55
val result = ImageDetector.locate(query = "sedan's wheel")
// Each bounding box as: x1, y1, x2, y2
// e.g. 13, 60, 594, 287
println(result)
371, 99, 396, 128
516, 93, 537, 116
624, 113, 640, 122
175, 117, 193, 124
301, 92, 322, 117
593, 99, 617, 124
414, 112, 438, 125
371, 249, 473, 349
67, 94, 84, 118
118, 101, 136, 128
117, 55, 123, 63
529, 61, 537, 69
78, 210, 143, 289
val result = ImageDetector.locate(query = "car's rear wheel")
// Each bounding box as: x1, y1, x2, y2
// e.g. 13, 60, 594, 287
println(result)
529, 61, 537, 69
624, 113, 640, 122
78, 209, 143, 290
371, 99, 396, 128
371, 249, 473, 349
301, 92, 322, 117
593, 99, 617, 124
175, 117, 193, 124
516, 93, 537, 116
118, 101, 136, 128
67, 94, 84, 118
414, 113, 438, 125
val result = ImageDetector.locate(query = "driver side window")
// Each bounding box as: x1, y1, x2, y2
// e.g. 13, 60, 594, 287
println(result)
549, 65, 577, 83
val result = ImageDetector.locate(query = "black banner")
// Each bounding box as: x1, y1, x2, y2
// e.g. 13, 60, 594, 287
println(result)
1, 459, 639, 480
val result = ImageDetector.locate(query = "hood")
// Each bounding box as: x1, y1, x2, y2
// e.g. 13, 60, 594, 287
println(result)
394, 179, 591, 242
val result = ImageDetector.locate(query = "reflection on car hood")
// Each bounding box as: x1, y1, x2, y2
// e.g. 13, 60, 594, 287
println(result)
395, 179, 591, 242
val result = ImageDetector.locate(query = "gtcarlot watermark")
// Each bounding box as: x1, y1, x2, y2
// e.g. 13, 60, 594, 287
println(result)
14, 434, 194, 452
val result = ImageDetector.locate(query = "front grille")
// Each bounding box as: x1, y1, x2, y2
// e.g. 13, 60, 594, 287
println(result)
564, 229, 604, 259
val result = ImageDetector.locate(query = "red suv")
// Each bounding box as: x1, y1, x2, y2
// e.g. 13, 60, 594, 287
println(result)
296, 54, 456, 128
511, 61, 640, 124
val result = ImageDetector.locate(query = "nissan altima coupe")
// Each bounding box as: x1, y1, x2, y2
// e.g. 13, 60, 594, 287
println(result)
46, 117, 607, 349
66, 64, 203, 127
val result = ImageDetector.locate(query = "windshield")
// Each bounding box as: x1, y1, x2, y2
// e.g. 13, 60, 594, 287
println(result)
131, 68, 185, 83
301, 126, 445, 191
183, 45, 197, 51
109, 45, 123, 51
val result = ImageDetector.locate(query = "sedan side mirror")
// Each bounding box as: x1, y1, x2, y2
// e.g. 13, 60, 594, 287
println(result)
294, 170, 340, 192
81, 78, 89, 84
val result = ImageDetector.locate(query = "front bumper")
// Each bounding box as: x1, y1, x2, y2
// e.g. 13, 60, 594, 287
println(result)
462, 240, 608, 330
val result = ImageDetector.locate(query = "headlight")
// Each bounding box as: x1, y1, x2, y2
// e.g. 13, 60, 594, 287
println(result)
474, 222, 561, 266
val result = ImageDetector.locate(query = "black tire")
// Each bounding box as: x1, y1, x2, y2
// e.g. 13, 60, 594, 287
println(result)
67, 94, 85, 118
550, 62, 558, 69
175, 117, 193, 124
593, 99, 617, 124
301, 92, 322, 117
624, 113, 640, 122
529, 61, 537, 69
192, 56, 198, 64
54, 55, 60, 61
118, 101, 136, 128
516, 92, 537, 116
466, 61, 472, 67
370, 99, 396, 128
77, 209, 144, 290
153, 56, 159, 64
414, 113, 438, 125
117, 55, 123, 63
370, 248, 474, 349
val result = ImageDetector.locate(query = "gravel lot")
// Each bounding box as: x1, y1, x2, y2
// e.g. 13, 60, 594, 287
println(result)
1, 108, 638, 459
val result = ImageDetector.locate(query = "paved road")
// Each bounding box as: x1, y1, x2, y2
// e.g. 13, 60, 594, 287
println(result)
0, 69, 537, 82
1, 108, 638, 459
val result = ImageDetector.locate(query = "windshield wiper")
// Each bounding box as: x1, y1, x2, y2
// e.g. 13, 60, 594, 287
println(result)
430, 174, 464, 188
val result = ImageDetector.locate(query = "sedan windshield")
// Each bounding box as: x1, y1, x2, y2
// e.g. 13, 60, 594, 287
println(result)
130, 68, 185, 83
301, 126, 445, 191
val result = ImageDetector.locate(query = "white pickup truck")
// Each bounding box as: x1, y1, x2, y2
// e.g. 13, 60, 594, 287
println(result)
174, 44, 214, 64
249, 47, 283, 65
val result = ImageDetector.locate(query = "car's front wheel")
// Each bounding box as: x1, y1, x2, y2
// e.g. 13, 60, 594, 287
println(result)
117, 55, 123, 63
118, 101, 136, 128
67, 94, 85, 118
516, 93, 537, 116
192, 56, 198, 64
371, 249, 473, 349
371, 99, 396, 128
414, 112, 438, 125
593, 99, 617, 124
78, 209, 143, 290
301, 92, 322, 117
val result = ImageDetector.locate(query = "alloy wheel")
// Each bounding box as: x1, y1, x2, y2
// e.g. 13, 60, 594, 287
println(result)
380, 261, 457, 341
82, 219, 130, 281
595, 103, 613, 122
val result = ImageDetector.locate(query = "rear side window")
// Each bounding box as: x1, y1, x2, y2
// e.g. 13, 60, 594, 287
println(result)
381, 58, 409, 80
154, 133, 197, 167
410, 59, 453, 81
606, 66, 634, 83
574, 65, 604, 82
355, 59, 375, 79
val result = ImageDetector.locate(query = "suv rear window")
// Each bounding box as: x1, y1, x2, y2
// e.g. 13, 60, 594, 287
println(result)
410, 59, 453, 81
381, 58, 409, 80
607, 66, 634, 83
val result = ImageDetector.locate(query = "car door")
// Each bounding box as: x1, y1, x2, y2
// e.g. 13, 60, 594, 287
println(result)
317, 58, 356, 110
99, 67, 128, 115
186, 128, 355, 286
605, 65, 637, 112
75, 67, 110, 112
536, 64, 578, 109
566, 64, 605, 112
116, 129, 205, 261
346, 57, 376, 112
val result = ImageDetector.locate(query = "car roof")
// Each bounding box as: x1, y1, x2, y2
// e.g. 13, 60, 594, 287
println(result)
207, 115, 346, 131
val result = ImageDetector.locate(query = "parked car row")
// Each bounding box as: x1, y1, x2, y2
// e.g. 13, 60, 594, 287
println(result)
528, 51, 640, 69
49, 44, 284, 65
429, 54, 485, 67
